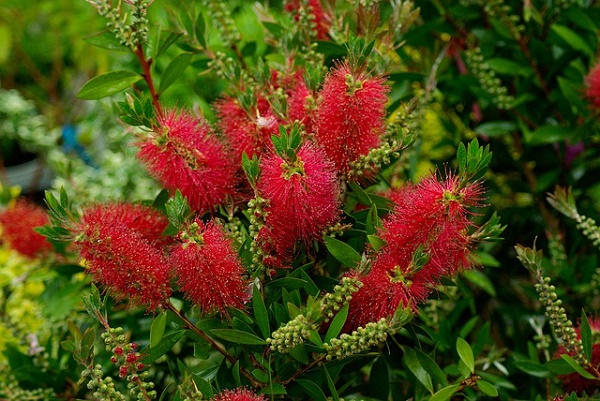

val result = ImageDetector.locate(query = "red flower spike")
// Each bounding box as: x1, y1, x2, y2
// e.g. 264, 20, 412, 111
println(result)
554, 317, 600, 395
313, 61, 389, 175
212, 388, 267, 401
170, 220, 249, 315
284, 0, 331, 40
137, 108, 238, 213
585, 62, 600, 110
257, 142, 341, 267
0, 199, 52, 258
75, 203, 172, 310
284, 71, 317, 134
215, 97, 279, 161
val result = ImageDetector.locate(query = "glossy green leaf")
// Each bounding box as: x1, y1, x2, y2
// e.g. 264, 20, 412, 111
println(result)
84, 31, 128, 51
150, 312, 167, 348
551, 24, 593, 55
77, 70, 142, 100
463, 270, 496, 297
367, 235, 386, 252
323, 366, 339, 401
253, 285, 270, 339
323, 236, 361, 267
159, 53, 193, 93
430, 384, 460, 401
475, 121, 517, 137
155, 31, 184, 58
581, 310, 593, 362
210, 329, 266, 345
404, 347, 434, 393
296, 379, 327, 401
142, 331, 186, 363
369, 357, 390, 400
477, 380, 498, 397
560, 354, 596, 379
325, 304, 349, 343
456, 337, 475, 373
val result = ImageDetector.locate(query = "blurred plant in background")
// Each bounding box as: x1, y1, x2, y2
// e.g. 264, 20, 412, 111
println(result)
1, 0, 600, 400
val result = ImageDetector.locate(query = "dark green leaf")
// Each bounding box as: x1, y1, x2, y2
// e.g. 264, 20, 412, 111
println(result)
367, 235, 386, 252
323, 366, 339, 401
142, 331, 186, 363
477, 380, 498, 397
524, 125, 572, 146
159, 53, 193, 93
430, 384, 460, 401
77, 70, 142, 100
369, 357, 390, 400
195, 13, 206, 47
156, 31, 184, 58
325, 304, 349, 343
456, 337, 475, 373
253, 285, 270, 339
404, 347, 434, 393
296, 379, 327, 401
150, 312, 167, 348
475, 121, 517, 137
551, 24, 593, 55
560, 354, 596, 379
581, 310, 593, 362
463, 270, 496, 297
210, 329, 267, 345
323, 236, 361, 267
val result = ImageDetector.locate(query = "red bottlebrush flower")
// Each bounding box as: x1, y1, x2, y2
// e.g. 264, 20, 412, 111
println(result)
554, 317, 600, 395
284, 0, 331, 40
0, 199, 51, 258
170, 220, 249, 315
585, 62, 600, 110
284, 71, 317, 134
212, 388, 267, 401
74, 203, 172, 310
137, 108, 238, 213
215, 96, 279, 161
257, 142, 341, 267
313, 62, 389, 175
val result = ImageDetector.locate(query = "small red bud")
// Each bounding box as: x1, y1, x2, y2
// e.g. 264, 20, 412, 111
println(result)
110, 356, 118, 364
126, 353, 138, 363
113, 346, 124, 356
119, 366, 128, 378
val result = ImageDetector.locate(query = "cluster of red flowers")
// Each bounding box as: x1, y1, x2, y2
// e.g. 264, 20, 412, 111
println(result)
0, 198, 52, 258
212, 387, 266, 401
585, 62, 600, 110
345, 173, 484, 330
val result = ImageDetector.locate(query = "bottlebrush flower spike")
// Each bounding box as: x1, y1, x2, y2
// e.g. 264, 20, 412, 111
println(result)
212, 388, 266, 401
585, 62, 600, 111
257, 141, 341, 267
554, 317, 600, 395
170, 219, 249, 315
137, 108, 238, 213
74, 203, 172, 310
284, 0, 331, 40
283, 71, 317, 134
0, 198, 52, 258
313, 61, 389, 176
215, 96, 279, 161
345, 171, 484, 330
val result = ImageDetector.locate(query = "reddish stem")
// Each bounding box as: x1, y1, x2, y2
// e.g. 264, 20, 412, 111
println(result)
134, 45, 163, 118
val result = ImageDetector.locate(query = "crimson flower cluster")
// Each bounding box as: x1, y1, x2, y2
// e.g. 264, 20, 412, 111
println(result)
585, 62, 600, 110
0, 198, 52, 258
211, 387, 266, 401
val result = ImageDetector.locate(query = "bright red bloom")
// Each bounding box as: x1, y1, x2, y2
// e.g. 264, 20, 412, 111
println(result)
75, 203, 172, 310
284, 0, 331, 40
137, 108, 238, 213
585, 62, 600, 110
257, 142, 341, 267
170, 220, 249, 315
554, 317, 600, 395
0, 199, 51, 258
212, 388, 266, 401
344, 171, 483, 330
313, 62, 389, 175
215, 96, 279, 161
283, 71, 317, 134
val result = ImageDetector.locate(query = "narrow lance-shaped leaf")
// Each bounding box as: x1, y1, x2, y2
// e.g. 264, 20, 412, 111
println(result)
77, 70, 142, 100
324, 236, 362, 267
325, 304, 349, 343
581, 309, 593, 363
253, 285, 270, 339
456, 337, 475, 373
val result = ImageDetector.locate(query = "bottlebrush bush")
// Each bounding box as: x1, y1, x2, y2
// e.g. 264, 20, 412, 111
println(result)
2, 0, 600, 400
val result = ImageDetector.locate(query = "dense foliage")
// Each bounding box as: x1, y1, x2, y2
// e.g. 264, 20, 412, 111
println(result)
1, 1, 600, 400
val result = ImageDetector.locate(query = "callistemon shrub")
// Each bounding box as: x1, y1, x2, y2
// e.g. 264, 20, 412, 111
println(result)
0, 198, 52, 258
256, 141, 341, 268
137, 108, 239, 213
170, 219, 250, 315
73, 203, 172, 310
585, 62, 600, 111
314, 61, 389, 176
345, 171, 484, 330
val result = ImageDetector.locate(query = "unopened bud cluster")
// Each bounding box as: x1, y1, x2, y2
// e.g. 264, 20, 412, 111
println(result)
204, 0, 241, 45
83, 364, 126, 401
102, 327, 157, 399
0, 369, 55, 400
267, 314, 317, 353
347, 140, 402, 179
535, 277, 586, 364
86, 0, 151, 49
465, 47, 514, 110
575, 214, 600, 249
247, 196, 270, 269
323, 318, 391, 360
321, 277, 363, 323
548, 232, 567, 268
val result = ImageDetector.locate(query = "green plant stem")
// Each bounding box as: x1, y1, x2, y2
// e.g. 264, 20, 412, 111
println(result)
165, 303, 263, 388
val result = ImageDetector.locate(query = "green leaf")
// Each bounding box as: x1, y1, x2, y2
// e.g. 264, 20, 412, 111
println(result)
77, 70, 142, 100
325, 304, 349, 343
404, 347, 434, 393
486, 58, 531, 77
347, 182, 373, 206
581, 310, 593, 362
210, 329, 267, 345
259, 383, 287, 396
525, 125, 572, 146
456, 337, 475, 373
165, 190, 191, 229
477, 380, 498, 397
551, 24, 593, 55
296, 379, 327, 401
323, 236, 361, 267
84, 31, 128, 52
475, 121, 517, 137
142, 330, 186, 363
369, 357, 390, 400
463, 270, 496, 297
155, 31, 184, 59
159, 53, 193, 93
150, 312, 167, 348
82, 283, 103, 319
560, 354, 596, 380
323, 366, 339, 401
415, 349, 448, 386
456, 142, 467, 172
367, 235, 386, 252
430, 384, 460, 401
253, 285, 270, 339
195, 13, 206, 48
